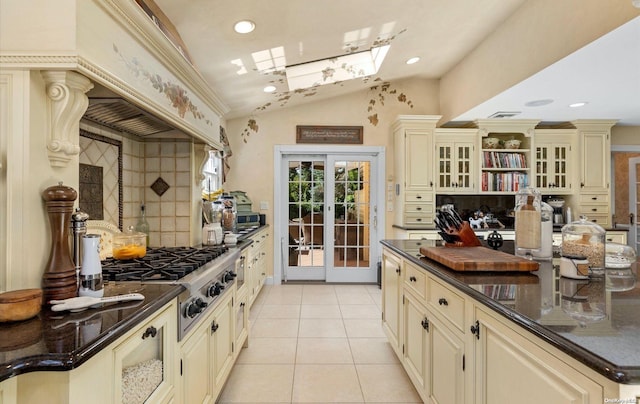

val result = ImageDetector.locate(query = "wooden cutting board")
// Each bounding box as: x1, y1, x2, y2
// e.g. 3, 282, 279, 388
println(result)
419, 246, 539, 272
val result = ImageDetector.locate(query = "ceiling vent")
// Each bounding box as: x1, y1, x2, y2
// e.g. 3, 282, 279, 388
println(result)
488, 111, 521, 119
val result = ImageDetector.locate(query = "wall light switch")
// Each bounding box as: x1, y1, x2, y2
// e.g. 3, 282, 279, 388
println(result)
260, 201, 269, 210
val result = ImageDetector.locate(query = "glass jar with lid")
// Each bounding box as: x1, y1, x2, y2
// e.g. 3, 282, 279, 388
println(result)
561, 217, 606, 276
514, 187, 541, 259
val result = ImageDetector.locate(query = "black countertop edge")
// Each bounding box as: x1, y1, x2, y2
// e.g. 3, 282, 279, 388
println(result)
381, 240, 640, 385
0, 284, 184, 382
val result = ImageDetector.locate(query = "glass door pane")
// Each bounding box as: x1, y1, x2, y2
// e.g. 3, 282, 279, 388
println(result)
327, 156, 378, 283
285, 159, 326, 280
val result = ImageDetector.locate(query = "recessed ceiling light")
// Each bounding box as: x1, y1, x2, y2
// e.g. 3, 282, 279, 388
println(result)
569, 102, 588, 108
525, 99, 554, 107
263, 85, 276, 93
406, 57, 420, 65
234, 20, 255, 34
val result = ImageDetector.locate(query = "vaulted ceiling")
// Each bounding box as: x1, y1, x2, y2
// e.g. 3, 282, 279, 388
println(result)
153, 0, 640, 126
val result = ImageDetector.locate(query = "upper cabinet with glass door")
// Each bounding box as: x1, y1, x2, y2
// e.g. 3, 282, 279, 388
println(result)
533, 129, 576, 194
476, 120, 539, 194
434, 128, 477, 193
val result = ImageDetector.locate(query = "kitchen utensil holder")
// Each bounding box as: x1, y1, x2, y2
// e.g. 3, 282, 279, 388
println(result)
443, 221, 482, 247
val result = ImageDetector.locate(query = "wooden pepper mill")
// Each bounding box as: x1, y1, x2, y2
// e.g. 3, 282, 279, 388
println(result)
42, 182, 78, 303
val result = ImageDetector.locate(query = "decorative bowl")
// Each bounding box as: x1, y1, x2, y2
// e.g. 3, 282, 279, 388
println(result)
0, 288, 42, 322
503, 139, 522, 149
482, 137, 502, 149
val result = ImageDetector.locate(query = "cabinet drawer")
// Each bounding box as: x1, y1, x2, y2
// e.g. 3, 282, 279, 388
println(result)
405, 191, 433, 203
583, 214, 610, 228
404, 264, 427, 300
403, 214, 434, 226
606, 232, 627, 244
579, 205, 608, 215
579, 193, 609, 204
406, 231, 442, 241
428, 279, 465, 333
405, 203, 434, 213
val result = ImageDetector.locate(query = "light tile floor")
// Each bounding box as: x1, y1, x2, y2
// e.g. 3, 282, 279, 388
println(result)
217, 283, 422, 403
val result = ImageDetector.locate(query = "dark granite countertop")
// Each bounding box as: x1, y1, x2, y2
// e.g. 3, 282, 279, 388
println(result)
0, 282, 183, 382
381, 239, 640, 384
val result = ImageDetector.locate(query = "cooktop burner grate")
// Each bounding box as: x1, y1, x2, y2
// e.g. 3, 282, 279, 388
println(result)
101, 246, 229, 282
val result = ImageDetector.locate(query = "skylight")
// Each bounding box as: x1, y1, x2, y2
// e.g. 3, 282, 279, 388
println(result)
285, 45, 390, 91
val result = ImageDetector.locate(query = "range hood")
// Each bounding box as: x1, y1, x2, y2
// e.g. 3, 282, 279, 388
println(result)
83, 97, 191, 140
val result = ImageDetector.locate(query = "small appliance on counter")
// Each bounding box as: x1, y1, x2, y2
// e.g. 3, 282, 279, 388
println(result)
546, 197, 565, 225
230, 190, 260, 230
79, 234, 104, 297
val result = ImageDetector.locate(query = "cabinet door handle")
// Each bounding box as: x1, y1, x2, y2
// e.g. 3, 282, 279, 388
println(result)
416, 195, 422, 199
395, 267, 401, 275
438, 297, 448, 306
470, 321, 480, 339
581, 182, 585, 188
416, 218, 422, 222
592, 196, 598, 200
409, 276, 417, 282
211, 321, 219, 333
142, 326, 157, 339
430, 181, 433, 187
421, 317, 429, 331
416, 207, 422, 211
591, 208, 597, 212
630, 213, 635, 225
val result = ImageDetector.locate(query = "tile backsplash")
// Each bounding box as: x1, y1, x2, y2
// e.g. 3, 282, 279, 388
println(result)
80, 122, 194, 247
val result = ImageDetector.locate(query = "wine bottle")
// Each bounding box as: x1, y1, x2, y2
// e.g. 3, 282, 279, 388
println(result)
135, 203, 150, 245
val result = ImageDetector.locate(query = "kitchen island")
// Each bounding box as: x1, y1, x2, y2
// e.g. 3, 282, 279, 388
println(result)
381, 239, 640, 404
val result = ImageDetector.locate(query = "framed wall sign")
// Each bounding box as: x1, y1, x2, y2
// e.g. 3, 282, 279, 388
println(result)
296, 125, 363, 144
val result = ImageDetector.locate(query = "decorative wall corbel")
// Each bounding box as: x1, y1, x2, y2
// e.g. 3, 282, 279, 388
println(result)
41, 71, 94, 167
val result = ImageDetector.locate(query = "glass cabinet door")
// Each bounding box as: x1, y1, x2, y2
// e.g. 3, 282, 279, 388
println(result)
113, 303, 175, 404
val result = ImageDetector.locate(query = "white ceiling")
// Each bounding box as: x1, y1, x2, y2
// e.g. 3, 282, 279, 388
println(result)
154, 0, 640, 126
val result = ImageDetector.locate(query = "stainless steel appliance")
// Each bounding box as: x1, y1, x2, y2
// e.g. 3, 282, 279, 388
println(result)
101, 245, 241, 340
547, 197, 565, 224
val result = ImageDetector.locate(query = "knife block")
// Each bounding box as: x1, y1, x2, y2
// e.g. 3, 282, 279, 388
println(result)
443, 221, 482, 247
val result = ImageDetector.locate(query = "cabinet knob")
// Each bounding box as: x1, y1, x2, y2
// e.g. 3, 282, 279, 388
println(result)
581, 182, 585, 188
142, 326, 157, 339
409, 276, 417, 282
421, 317, 429, 331
416, 195, 422, 199
470, 321, 480, 339
211, 321, 219, 333
416, 207, 422, 211
395, 267, 401, 275
592, 196, 597, 200
438, 297, 448, 306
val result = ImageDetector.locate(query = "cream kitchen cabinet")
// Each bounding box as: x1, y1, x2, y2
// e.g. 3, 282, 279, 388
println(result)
573, 120, 615, 227
403, 269, 466, 404
177, 290, 235, 403
434, 130, 477, 193
246, 227, 269, 307
234, 285, 249, 355
473, 306, 603, 404
392, 115, 440, 228
533, 130, 575, 194
382, 249, 403, 357
15, 299, 177, 404
0, 376, 17, 404
575, 120, 614, 193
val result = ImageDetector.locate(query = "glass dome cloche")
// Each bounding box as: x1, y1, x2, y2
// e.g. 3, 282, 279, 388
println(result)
561, 216, 606, 277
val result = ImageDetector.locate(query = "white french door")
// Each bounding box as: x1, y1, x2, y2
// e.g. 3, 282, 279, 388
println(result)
275, 146, 384, 283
